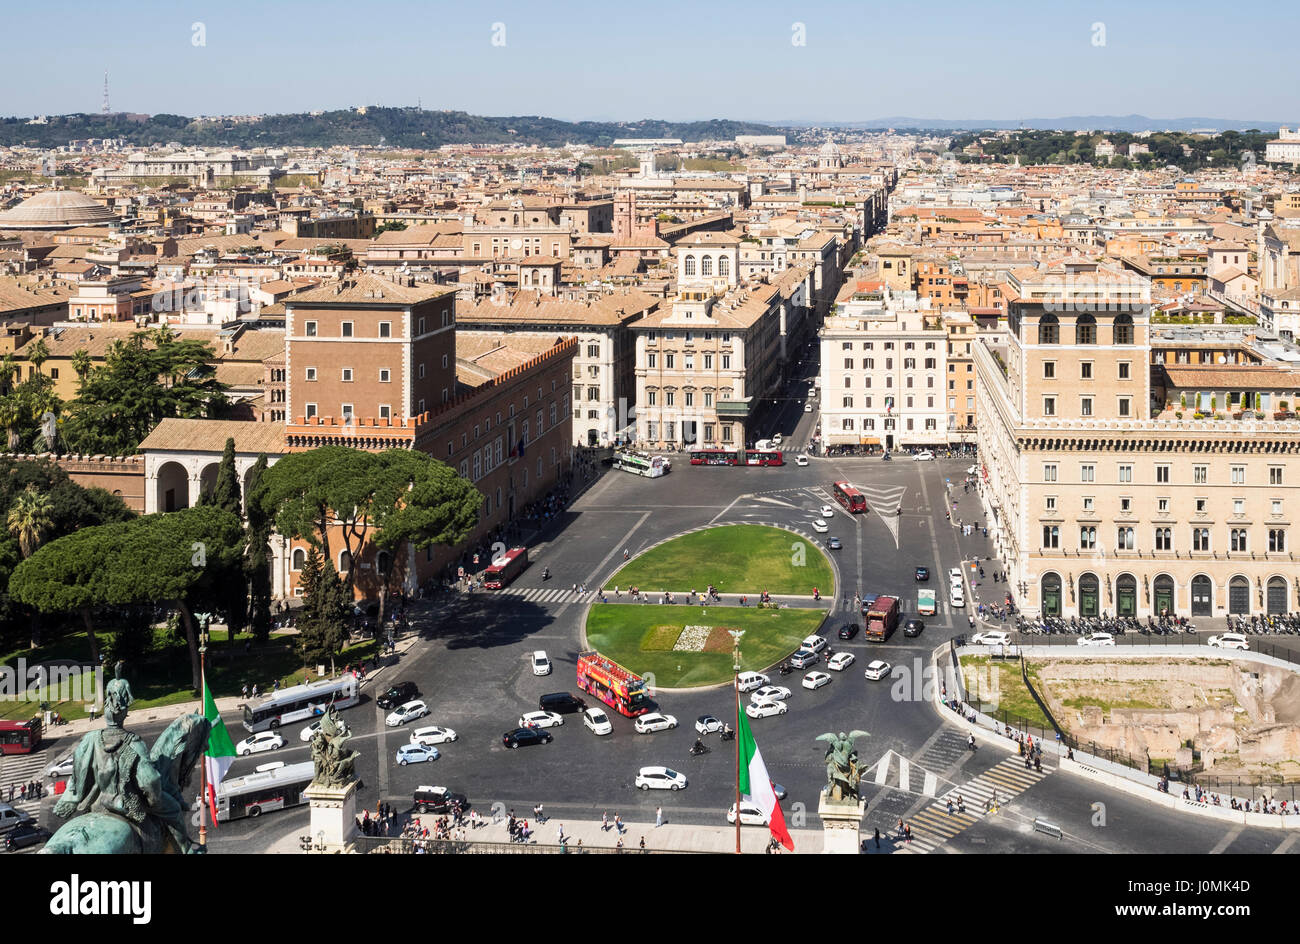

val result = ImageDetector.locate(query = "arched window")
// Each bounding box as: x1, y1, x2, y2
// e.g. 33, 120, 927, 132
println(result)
1191, 574, 1212, 616
1113, 313, 1134, 345
1038, 315, 1059, 345
377, 550, 391, 576
701, 255, 713, 277
1268, 576, 1288, 615
339, 550, 351, 574
1116, 574, 1137, 617
718, 256, 730, 277
1078, 573, 1099, 617
1076, 314, 1097, 345
1041, 572, 1062, 617
1153, 574, 1175, 616
291, 548, 306, 571
1228, 576, 1250, 615
684, 255, 696, 277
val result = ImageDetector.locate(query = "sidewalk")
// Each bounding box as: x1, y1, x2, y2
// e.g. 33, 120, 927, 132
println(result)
583, 592, 827, 609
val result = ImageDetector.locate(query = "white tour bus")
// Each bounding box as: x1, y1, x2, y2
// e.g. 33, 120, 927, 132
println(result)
211, 761, 314, 821
242, 676, 360, 733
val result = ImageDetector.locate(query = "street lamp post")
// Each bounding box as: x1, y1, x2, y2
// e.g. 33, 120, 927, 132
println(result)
198, 620, 210, 849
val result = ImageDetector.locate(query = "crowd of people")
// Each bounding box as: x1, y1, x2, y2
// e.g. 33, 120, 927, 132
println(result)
5, 780, 44, 803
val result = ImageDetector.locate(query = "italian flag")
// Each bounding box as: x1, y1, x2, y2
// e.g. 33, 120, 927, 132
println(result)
737, 707, 794, 851
202, 682, 237, 827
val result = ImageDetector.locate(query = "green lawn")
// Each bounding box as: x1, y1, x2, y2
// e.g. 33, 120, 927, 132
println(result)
0, 629, 379, 721
958, 656, 1052, 729
585, 603, 828, 688
604, 525, 835, 596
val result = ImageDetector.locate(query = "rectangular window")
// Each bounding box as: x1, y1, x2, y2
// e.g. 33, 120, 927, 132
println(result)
379, 369, 390, 383
305, 367, 317, 381
1118, 361, 1131, 380
1118, 398, 1131, 417
1270, 529, 1287, 552
704, 354, 713, 369
1043, 464, 1058, 483
1043, 397, 1056, 416
1273, 500, 1284, 516
1192, 527, 1210, 552
1045, 496, 1057, 512
341, 322, 353, 338
379, 404, 391, 420
1043, 361, 1055, 379
647, 353, 657, 368
1080, 397, 1093, 417
665, 354, 675, 369
1156, 465, 1170, 484
1158, 498, 1169, 513
721, 355, 731, 370
305, 402, 317, 419
305, 321, 317, 337
341, 368, 353, 382
1080, 362, 1093, 380
666, 392, 675, 407
1118, 464, 1132, 484
1270, 467, 1284, 485
379, 321, 391, 338
340, 403, 353, 418
1233, 498, 1244, 516
1231, 465, 1245, 485
1080, 464, 1095, 483
1192, 465, 1207, 484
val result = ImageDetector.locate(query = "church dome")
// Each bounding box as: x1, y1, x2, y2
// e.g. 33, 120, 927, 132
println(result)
0, 189, 118, 229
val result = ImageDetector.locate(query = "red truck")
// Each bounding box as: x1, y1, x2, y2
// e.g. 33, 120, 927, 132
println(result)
864, 595, 900, 642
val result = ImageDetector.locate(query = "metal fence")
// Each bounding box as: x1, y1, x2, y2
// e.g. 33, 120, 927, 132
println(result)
353, 836, 670, 855
1008, 632, 1300, 669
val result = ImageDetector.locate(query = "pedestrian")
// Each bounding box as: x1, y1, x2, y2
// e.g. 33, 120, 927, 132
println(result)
655, 806, 663, 828
904, 823, 912, 843
601, 810, 609, 831
639, 835, 646, 853
896, 818, 904, 839
873, 827, 881, 849
241, 683, 249, 700
616, 836, 624, 852
614, 813, 623, 834
557, 823, 565, 844
251, 683, 259, 699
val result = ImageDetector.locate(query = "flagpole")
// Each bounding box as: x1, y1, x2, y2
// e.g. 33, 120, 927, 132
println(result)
198, 624, 208, 849
729, 630, 744, 855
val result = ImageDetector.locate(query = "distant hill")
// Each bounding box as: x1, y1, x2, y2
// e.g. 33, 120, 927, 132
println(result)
801, 115, 1284, 133
0, 108, 784, 150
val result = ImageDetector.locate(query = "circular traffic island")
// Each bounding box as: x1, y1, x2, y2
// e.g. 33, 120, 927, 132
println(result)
588, 524, 835, 689
604, 523, 835, 597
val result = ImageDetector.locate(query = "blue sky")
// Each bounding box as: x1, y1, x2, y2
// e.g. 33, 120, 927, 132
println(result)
8, 0, 1298, 122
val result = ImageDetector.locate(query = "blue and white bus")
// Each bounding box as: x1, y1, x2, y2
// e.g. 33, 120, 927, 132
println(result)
241, 676, 359, 733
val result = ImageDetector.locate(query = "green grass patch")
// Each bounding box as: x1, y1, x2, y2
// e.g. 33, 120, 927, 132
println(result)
641, 624, 683, 651
959, 656, 1052, 729
1061, 695, 1163, 713
605, 524, 834, 596
585, 603, 827, 688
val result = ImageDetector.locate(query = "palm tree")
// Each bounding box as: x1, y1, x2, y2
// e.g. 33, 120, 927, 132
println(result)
9, 484, 53, 648
8, 484, 53, 559
0, 353, 15, 394
71, 348, 92, 382
26, 338, 49, 376
0, 397, 19, 452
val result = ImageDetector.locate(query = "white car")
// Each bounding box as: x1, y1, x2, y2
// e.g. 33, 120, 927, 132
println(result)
949, 567, 965, 585
583, 708, 613, 736
634, 712, 678, 733
811, 518, 829, 533
802, 671, 832, 690
44, 754, 75, 779
728, 802, 769, 825
531, 650, 552, 676
821, 505, 835, 518
1208, 633, 1250, 651
636, 766, 687, 791
746, 700, 788, 719
805, 403, 813, 413
970, 630, 1012, 647
235, 732, 284, 756
395, 743, 439, 766
863, 660, 892, 681
385, 700, 430, 727
827, 651, 856, 672
1077, 632, 1115, 648
913, 450, 935, 461
409, 725, 458, 746
519, 710, 564, 729
299, 719, 323, 743
795, 455, 809, 467
695, 715, 726, 734
737, 671, 769, 692
771, 435, 783, 446
801, 634, 828, 653
752, 685, 792, 702
949, 589, 965, 608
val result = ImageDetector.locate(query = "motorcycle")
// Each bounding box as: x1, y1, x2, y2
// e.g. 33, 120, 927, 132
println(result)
689, 742, 710, 757
719, 727, 735, 742
778, 662, 795, 676
542, 567, 551, 581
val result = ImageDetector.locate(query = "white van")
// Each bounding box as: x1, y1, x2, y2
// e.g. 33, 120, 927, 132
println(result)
754, 439, 776, 451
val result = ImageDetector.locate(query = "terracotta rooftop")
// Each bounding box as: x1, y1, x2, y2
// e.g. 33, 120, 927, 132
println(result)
288, 272, 454, 306
138, 418, 286, 455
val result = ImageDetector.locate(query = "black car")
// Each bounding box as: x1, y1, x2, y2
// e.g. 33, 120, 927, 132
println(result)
412, 787, 470, 815
377, 681, 420, 710
838, 623, 859, 640
538, 692, 587, 714
904, 618, 925, 637
4, 822, 50, 852
914, 567, 930, 582
503, 727, 553, 749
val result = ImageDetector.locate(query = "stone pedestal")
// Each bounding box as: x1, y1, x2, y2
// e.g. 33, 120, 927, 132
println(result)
818, 794, 866, 854
303, 780, 358, 853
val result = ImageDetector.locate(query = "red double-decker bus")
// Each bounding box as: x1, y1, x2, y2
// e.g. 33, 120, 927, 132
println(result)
744, 449, 784, 466
576, 651, 650, 717
689, 449, 739, 466
0, 718, 42, 755
833, 481, 867, 513
483, 547, 529, 590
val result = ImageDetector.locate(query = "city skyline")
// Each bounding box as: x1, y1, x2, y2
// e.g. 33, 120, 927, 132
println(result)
7, 0, 1299, 122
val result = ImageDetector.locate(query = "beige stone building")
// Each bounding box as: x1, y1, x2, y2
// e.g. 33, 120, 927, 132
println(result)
977, 260, 1300, 619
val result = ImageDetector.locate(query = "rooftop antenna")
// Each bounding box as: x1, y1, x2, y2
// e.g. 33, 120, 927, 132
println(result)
102, 71, 110, 115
